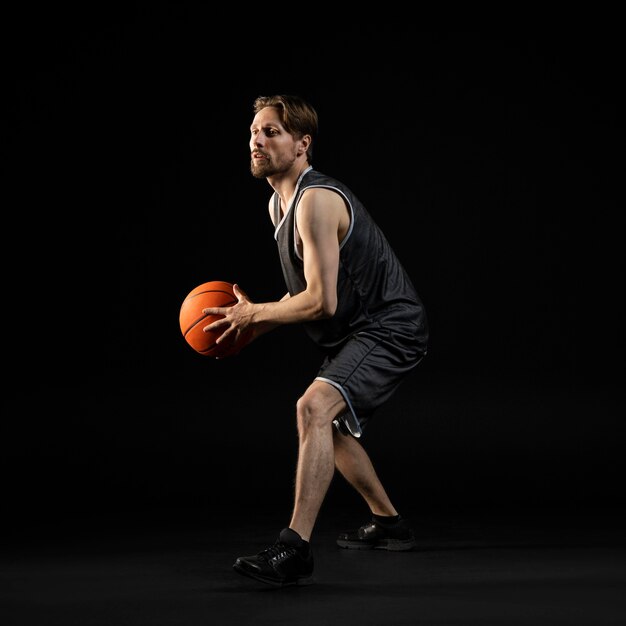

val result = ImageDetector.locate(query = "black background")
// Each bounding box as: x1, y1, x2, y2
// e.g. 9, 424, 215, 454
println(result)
3, 13, 623, 531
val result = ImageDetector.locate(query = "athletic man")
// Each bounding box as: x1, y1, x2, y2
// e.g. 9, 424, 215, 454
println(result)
202, 94, 428, 587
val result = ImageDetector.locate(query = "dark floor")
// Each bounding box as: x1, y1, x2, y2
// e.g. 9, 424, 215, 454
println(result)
2, 507, 625, 626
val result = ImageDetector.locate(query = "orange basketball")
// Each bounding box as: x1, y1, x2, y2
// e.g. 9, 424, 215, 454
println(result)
179, 281, 250, 358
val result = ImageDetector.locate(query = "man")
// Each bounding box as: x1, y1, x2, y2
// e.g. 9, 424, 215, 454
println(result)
202, 94, 428, 587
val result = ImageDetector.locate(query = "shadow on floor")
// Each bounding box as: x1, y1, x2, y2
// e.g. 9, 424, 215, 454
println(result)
2, 507, 625, 626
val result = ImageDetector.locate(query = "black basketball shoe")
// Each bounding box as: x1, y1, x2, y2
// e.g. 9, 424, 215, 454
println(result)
336, 516, 417, 551
233, 528, 314, 587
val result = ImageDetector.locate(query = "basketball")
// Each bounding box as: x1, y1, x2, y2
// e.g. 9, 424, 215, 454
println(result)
179, 280, 250, 358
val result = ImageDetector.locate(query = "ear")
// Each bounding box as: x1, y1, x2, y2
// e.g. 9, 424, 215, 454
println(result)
297, 134, 311, 156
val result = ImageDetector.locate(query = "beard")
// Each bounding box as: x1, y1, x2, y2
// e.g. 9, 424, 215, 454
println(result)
250, 151, 297, 179
250, 159, 272, 179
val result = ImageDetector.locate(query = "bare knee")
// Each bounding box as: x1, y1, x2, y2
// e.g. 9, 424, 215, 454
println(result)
296, 393, 326, 436
296, 384, 343, 437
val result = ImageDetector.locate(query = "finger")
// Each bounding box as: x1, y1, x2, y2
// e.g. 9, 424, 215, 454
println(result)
203, 319, 226, 333
233, 283, 248, 301
214, 327, 233, 344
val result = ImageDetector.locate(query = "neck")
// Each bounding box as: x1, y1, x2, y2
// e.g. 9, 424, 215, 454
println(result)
267, 165, 310, 205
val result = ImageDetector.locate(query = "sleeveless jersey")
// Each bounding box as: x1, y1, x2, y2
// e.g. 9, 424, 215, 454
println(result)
273, 167, 428, 353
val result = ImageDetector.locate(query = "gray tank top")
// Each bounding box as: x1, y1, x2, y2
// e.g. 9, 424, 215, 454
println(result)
273, 167, 428, 352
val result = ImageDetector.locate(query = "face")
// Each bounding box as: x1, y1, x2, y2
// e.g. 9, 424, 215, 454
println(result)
249, 106, 301, 179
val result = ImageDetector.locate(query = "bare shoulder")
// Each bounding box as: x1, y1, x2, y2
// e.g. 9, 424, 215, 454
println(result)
299, 186, 348, 216
298, 187, 350, 236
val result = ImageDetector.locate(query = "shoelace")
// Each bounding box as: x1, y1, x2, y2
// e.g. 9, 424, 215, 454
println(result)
260, 541, 297, 563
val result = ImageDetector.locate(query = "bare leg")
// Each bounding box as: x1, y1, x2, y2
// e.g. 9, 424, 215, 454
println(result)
333, 428, 398, 516
288, 382, 345, 542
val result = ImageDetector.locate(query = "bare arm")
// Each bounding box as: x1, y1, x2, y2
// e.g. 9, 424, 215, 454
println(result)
202, 188, 348, 346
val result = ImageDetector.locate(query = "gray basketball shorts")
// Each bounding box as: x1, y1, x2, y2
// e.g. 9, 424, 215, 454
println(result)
315, 325, 425, 439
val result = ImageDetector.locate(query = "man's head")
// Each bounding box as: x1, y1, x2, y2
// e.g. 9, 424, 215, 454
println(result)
250, 95, 318, 179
